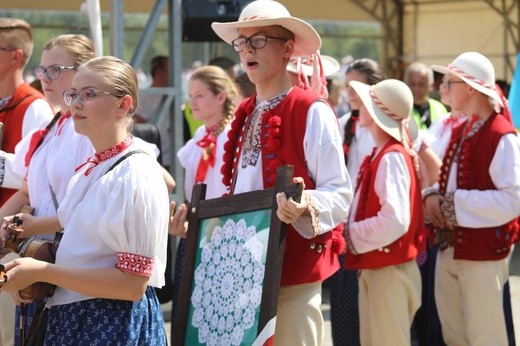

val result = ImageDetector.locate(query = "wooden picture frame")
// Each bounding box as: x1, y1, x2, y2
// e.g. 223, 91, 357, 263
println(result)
173, 165, 302, 345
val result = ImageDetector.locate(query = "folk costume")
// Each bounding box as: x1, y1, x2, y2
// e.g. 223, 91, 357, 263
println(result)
428, 112, 468, 160
344, 79, 424, 345
11, 112, 93, 344
0, 83, 54, 203
0, 83, 53, 346
221, 86, 351, 344
429, 51, 520, 346
212, 1, 352, 344
44, 138, 169, 345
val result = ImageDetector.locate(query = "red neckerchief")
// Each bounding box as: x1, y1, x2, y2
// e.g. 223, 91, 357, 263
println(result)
75, 136, 133, 176
195, 127, 218, 183
55, 111, 71, 135
24, 112, 70, 167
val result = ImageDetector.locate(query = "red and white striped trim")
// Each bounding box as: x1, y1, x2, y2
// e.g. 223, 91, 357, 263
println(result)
369, 87, 402, 122
241, 15, 269, 21
448, 64, 496, 90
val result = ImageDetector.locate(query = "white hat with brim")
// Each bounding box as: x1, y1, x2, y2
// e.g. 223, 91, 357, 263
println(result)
350, 79, 418, 142
286, 55, 340, 77
211, 0, 321, 57
431, 51, 503, 107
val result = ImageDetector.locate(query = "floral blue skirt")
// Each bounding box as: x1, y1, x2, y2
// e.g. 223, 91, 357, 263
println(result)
44, 286, 166, 346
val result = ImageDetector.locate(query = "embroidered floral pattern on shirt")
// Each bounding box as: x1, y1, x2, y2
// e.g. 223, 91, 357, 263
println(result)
116, 252, 155, 277
440, 192, 457, 230
191, 218, 264, 345
241, 92, 288, 168
304, 192, 321, 238
0, 154, 5, 186
76, 136, 133, 176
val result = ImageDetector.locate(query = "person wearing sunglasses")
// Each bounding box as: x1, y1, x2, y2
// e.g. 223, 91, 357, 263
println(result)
0, 18, 54, 346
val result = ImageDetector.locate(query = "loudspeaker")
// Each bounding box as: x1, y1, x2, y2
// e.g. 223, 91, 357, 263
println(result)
182, 0, 248, 42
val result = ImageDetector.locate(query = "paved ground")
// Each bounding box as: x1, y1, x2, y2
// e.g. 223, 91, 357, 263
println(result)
164, 246, 520, 345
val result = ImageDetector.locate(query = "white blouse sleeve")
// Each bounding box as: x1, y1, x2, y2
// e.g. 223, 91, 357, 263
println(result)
348, 152, 412, 254
97, 155, 170, 282
454, 133, 520, 227
291, 101, 353, 238
0, 128, 36, 189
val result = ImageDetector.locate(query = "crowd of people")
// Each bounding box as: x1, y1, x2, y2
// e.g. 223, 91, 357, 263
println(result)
0, 0, 519, 345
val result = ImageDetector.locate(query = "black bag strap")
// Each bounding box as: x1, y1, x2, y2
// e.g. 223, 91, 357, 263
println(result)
105, 150, 146, 175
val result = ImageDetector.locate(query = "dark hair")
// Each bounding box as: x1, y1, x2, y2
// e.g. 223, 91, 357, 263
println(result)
344, 58, 385, 164
208, 56, 235, 70
150, 55, 168, 77
234, 72, 256, 98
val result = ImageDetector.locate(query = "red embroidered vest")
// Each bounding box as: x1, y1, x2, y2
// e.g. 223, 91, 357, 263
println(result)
439, 113, 519, 260
222, 87, 345, 285
345, 140, 425, 269
0, 83, 46, 205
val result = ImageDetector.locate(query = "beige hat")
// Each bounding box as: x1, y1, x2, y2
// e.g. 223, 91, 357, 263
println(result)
350, 79, 418, 142
431, 51, 503, 107
211, 0, 321, 57
286, 55, 340, 77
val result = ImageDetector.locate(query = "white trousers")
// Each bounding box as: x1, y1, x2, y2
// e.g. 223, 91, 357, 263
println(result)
358, 260, 421, 346
435, 247, 509, 346
274, 282, 323, 346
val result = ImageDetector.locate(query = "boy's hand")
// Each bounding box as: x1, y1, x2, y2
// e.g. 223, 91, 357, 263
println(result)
276, 177, 306, 224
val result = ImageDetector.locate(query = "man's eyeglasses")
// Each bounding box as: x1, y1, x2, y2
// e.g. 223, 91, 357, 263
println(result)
34, 65, 77, 81
443, 80, 466, 90
231, 34, 288, 52
62, 88, 119, 107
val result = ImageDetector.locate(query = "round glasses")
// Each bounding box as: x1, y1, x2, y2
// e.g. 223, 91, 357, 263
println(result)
231, 34, 287, 52
34, 65, 77, 81
62, 88, 119, 107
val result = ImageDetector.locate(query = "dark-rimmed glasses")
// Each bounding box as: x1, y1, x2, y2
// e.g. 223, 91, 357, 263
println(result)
444, 80, 466, 90
62, 88, 119, 107
231, 34, 288, 52
34, 65, 77, 81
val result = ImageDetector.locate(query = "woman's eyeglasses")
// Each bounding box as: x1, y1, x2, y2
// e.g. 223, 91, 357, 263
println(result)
62, 88, 119, 107
231, 34, 287, 52
33, 65, 77, 80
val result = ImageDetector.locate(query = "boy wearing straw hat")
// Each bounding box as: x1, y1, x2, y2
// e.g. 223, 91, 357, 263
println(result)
211, 0, 352, 344
424, 51, 520, 345
344, 78, 423, 345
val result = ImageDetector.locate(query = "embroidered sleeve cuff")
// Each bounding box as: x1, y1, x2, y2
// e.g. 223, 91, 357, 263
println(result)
116, 252, 155, 277
440, 192, 457, 229
304, 192, 321, 238
0, 152, 5, 187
